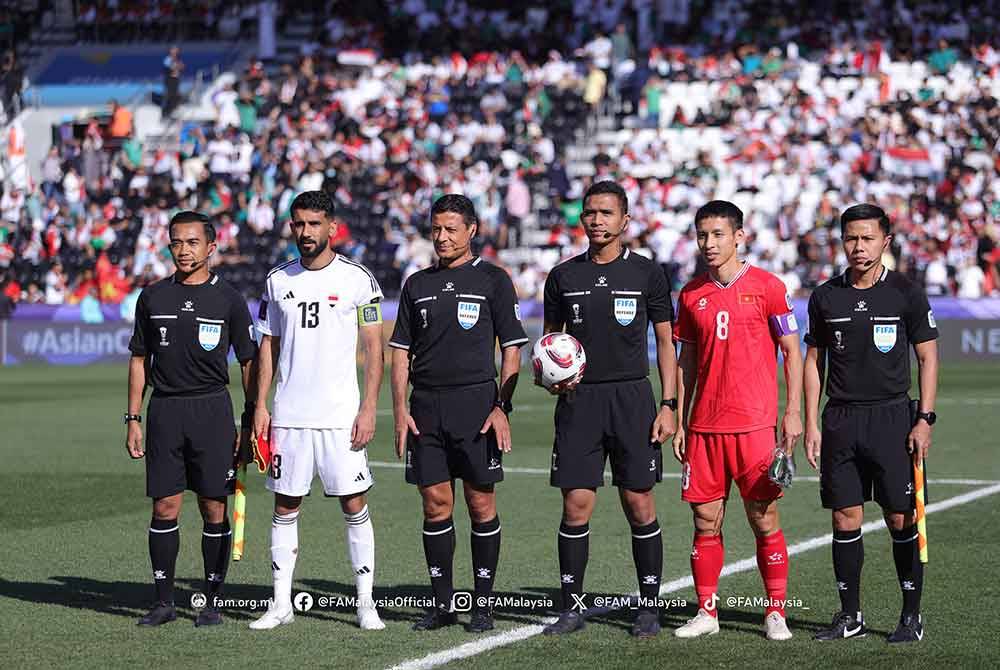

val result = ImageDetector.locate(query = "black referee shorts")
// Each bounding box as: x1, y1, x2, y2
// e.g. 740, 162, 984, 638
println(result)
146, 389, 237, 499
550, 378, 661, 490
405, 381, 502, 487
820, 397, 915, 513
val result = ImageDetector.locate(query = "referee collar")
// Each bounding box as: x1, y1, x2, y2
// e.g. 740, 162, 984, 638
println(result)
171, 272, 219, 286
586, 247, 630, 262
841, 265, 888, 288
436, 255, 481, 271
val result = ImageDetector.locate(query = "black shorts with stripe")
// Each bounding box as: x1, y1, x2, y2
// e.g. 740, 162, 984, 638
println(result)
145, 389, 237, 499
820, 397, 916, 512
550, 378, 661, 490
405, 381, 503, 487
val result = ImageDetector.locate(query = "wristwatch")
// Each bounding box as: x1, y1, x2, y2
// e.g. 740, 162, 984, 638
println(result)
915, 410, 936, 426
661, 398, 678, 411
124, 413, 142, 424
495, 398, 513, 415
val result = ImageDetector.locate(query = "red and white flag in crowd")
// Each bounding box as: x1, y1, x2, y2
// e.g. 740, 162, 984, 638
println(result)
881, 146, 933, 178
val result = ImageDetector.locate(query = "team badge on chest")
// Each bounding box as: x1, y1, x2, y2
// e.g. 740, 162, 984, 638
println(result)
198, 323, 222, 351
457, 301, 480, 330
614, 298, 637, 326
873, 324, 896, 353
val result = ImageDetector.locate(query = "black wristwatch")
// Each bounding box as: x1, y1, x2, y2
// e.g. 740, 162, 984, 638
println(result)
660, 398, 678, 411
124, 413, 142, 424
495, 398, 513, 415
915, 410, 936, 426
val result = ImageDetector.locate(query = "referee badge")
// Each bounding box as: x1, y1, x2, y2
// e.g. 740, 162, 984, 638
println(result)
198, 323, 222, 351
873, 324, 897, 353
457, 301, 480, 330
614, 298, 637, 326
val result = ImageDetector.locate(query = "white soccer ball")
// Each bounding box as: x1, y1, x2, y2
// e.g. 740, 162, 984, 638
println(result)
532, 332, 586, 390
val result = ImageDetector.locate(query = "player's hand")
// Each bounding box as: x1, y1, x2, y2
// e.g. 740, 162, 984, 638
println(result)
546, 371, 582, 396
804, 423, 822, 469
908, 420, 932, 462
672, 428, 686, 463
351, 405, 376, 451
394, 409, 419, 460
126, 421, 144, 459
780, 410, 803, 455
481, 407, 512, 453
651, 407, 676, 444
253, 405, 271, 442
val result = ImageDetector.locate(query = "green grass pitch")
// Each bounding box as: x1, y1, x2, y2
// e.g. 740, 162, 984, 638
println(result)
2, 361, 999, 669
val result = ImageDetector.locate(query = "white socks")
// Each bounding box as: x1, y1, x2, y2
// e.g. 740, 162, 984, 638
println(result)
344, 505, 376, 606
271, 510, 299, 610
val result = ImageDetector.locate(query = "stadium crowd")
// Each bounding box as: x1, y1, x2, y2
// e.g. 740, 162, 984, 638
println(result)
2, 0, 999, 310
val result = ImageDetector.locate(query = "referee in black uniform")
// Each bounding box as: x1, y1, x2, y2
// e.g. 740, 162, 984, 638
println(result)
125, 211, 257, 627
803, 203, 939, 643
390, 194, 529, 633
540, 181, 677, 638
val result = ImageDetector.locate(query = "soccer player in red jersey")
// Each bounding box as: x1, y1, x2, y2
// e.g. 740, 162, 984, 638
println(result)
672, 200, 803, 641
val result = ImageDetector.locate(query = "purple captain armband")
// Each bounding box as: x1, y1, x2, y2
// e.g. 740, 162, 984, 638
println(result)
769, 312, 799, 337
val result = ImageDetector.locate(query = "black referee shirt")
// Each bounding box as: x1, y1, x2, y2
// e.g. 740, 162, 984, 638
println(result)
805, 267, 938, 403
390, 256, 529, 388
129, 274, 257, 396
543, 248, 674, 383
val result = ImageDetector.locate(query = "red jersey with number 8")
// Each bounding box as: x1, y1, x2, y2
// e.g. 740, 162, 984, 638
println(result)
674, 263, 796, 433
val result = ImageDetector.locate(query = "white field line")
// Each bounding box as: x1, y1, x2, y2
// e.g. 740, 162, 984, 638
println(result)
367, 460, 999, 487
385, 481, 1000, 670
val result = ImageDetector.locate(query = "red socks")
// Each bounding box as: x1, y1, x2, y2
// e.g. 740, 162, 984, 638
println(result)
691, 534, 724, 617
755, 529, 788, 616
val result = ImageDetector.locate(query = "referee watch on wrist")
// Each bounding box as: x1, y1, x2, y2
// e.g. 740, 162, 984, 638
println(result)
495, 398, 513, 415
661, 398, 678, 411
915, 410, 936, 426
123, 413, 142, 424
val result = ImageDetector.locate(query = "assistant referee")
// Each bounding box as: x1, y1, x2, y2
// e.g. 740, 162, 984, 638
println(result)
125, 211, 257, 627
803, 203, 939, 644
540, 180, 677, 638
390, 194, 529, 634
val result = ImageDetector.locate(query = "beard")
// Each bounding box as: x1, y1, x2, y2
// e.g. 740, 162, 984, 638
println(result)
297, 238, 328, 258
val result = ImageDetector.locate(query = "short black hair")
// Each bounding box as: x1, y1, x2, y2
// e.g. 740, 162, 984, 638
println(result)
840, 203, 891, 237
583, 180, 628, 214
290, 190, 335, 219
694, 200, 743, 231
168, 210, 215, 242
430, 193, 479, 230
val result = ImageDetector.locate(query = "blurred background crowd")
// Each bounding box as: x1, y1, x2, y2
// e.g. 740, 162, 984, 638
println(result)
1, 0, 999, 310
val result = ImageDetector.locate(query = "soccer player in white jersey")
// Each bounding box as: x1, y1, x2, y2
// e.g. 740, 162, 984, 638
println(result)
249, 191, 386, 631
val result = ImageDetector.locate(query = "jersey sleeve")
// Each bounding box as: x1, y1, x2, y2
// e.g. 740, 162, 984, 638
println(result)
229, 291, 258, 363
542, 270, 562, 330
128, 290, 149, 355
355, 269, 385, 328
905, 284, 939, 344
646, 263, 674, 324
765, 276, 798, 337
492, 270, 529, 348
672, 290, 695, 343
256, 276, 280, 337
388, 279, 413, 350
803, 292, 827, 347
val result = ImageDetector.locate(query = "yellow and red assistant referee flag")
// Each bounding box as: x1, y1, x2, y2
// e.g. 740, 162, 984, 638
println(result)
913, 457, 928, 564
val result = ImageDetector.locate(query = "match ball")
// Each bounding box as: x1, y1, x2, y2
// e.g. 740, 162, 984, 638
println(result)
531, 332, 586, 390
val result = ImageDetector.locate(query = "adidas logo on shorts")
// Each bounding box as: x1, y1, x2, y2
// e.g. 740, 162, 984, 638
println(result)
355, 472, 366, 482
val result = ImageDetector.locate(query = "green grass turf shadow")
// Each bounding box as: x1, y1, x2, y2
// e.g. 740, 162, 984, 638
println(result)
0, 473, 147, 530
